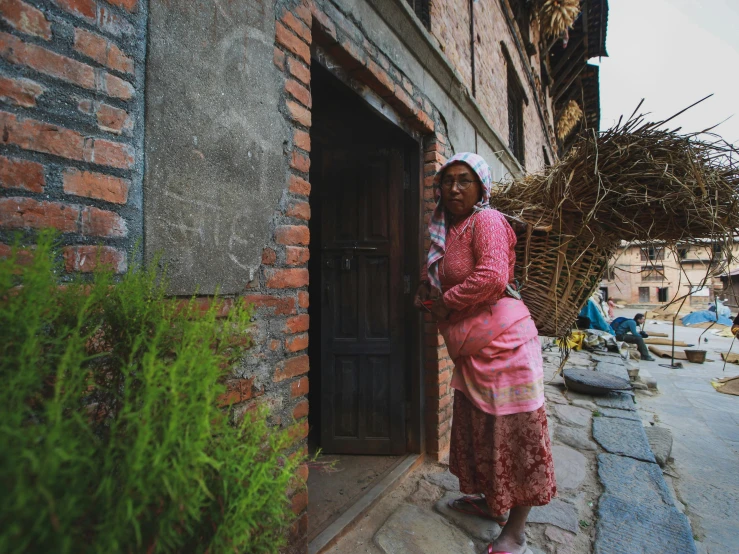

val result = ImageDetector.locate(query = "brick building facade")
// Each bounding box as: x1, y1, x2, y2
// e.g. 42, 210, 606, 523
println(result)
0, 0, 606, 551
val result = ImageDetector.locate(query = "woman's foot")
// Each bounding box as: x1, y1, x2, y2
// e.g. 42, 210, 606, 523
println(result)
487, 534, 527, 554
448, 495, 509, 524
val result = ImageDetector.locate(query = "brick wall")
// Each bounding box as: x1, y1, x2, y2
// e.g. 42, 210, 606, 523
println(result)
429, 0, 471, 92
0, 0, 145, 271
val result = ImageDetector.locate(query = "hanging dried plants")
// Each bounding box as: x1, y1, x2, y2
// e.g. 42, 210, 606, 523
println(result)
539, 0, 581, 39
556, 100, 583, 140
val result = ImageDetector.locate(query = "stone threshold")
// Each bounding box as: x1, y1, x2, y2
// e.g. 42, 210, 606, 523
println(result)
308, 453, 423, 554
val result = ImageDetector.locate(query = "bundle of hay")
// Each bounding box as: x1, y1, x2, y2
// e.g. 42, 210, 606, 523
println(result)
556, 100, 584, 140
494, 105, 739, 336
538, 0, 581, 39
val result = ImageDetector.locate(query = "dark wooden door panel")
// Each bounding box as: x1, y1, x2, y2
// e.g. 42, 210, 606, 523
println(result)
319, 146, 406, 455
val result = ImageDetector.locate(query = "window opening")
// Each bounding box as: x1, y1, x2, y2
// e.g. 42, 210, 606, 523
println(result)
638, 287, 651, 303
507, 63, 525, 165
641, 266, 665, 282
658, 287, 669, 303
640, 247, 664, 261
405, 0, 430, 29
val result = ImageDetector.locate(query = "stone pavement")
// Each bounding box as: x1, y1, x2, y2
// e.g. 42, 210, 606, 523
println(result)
325, 346, 698, 554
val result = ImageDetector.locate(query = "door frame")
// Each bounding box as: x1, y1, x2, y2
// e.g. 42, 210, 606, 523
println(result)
310, 49, 425, 455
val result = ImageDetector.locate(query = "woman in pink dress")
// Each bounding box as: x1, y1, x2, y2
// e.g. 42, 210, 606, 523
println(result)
414, 152, 556, 554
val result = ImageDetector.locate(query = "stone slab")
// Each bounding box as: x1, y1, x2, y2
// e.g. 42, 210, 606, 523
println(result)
424, 470, 460, 492
598, 407, 641, 421
597, 453, 673, 507
592, 417, 656, 463
552, 445, 587, 490
554, 424, 597, 451
434, 492, 501, 542
595, 494, 697, 554
570, 399, 597, 410
528, 497, 580, 534
552, 404, 592, 429
645, 426, 674, 467
409, 479, 443, 505
594, 361, 631, 382
374, 503, 477, 554
594, 392, 635, 411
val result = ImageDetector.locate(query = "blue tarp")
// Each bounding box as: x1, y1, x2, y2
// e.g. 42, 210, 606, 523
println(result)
579, 299, 615, 334
681, 310, 733, 326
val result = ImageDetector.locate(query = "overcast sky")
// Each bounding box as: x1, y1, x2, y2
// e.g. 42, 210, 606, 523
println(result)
596, 0, 739, 145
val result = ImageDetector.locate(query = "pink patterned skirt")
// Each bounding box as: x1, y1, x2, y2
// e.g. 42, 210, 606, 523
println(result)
449, 390, 557, 517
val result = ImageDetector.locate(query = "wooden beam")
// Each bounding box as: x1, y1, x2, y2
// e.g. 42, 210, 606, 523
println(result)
553, 53, 586, 103
551, 35, 585, 77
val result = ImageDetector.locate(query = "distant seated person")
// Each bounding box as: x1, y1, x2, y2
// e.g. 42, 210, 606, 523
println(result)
611, 313, 655, 361
733, 313, 739, 338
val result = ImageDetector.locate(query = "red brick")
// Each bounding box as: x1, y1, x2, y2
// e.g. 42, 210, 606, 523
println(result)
80, 206, 127, 237
217, 377, 256, 407
298, 290, 309, 309
275, 225, 309, 246
288, 58, 310, 85
266, 268, 309, 289
424, 151, 446, 164
286, 78, 311, 108
0, 31, 95, 89
275, 21, 310, 64
290, 489, 308, 515
274, 46, 285, 70
0, 75, 44, 107
293, 128, 310, 152
1, 111, 81, 160
274, 354, 309, 382
360, 59, 394, 97
83, 137, 135, 169
285, 313, 309, 334
0, 155, 44, 192
286, 201, 310, 221
289, 175, 311, 196
54, 0, 96, 21
292, 399, 309, 419
290, 376, 309, 398
103, 73, 134, 100
438, 393, 452, 412
286, 333, 308, 353
63, 168, 129, 204
97, 5, 134, 37
327, 38, 365, 71
242, 293, 296, 316
107, 0, 137, 13
294, 2, 311, 24
287, 99, 311, 127
287, 418, 309, 445
286, 246, 310, 266
296, 462, 309, 484
62, 245, 126, 273
74, 28, 134, 75
291, 151, 310, 173
269, 339, 281, 351
281, 10, 311, 44
0, 197, 78, 232
0, 0, 51, 40
0, 242, 33, 264
415, 110, 435, 133
95, 102, 133, 135
261, 247, 276, 265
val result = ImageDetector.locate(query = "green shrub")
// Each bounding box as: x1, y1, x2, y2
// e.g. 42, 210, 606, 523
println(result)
0, 232, 302, 553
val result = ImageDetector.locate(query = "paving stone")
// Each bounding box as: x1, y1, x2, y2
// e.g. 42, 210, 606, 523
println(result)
528, 497, 580, 533
570, 398, 597, 410
592, 417, 656, 463
545, 386, 569, 405
598, 407, 641, 421
597, 453, 672, 506
638, 368, 659, 390
552, 404, 592, 428
595, 361, 631, 382
644, 426, 674, 467
595, 494, 697, 554
409, 479, 443, 506
594, 392, 635, 411
433, 492, 501, 542
424, 470, 459, 492
545, 525, 575, 545
552, 445, 587, 490
374, 503, 477, 554
530, 548, 547, 554
554, 424, 597, 451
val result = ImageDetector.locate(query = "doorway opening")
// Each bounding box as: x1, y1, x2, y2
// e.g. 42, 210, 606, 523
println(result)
657, 287, 669, 303
639, 286, 651, 303
306, 62, 421, 542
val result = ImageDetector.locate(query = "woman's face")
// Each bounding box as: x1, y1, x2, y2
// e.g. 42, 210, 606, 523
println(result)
440, 163, 482, 218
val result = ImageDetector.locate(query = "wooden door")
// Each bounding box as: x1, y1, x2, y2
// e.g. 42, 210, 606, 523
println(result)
319, 146, 406, 455
639, 287, 651, 303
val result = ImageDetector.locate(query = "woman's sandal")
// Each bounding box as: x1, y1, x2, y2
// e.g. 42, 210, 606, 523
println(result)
447, 495, 508, 525
487, 545, 532, 554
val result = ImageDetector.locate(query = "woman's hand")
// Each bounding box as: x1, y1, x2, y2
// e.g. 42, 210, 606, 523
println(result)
431, 296, 451, 320
413, 281, 432, 309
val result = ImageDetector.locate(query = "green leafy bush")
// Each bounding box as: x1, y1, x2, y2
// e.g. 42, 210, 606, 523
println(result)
0, 232, 302, 553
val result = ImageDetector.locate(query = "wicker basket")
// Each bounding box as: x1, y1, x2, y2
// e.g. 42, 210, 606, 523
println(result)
512, 223, 618, 337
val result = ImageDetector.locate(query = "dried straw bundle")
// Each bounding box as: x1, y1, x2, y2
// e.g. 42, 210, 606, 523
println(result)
493, 106, 739, 336
556, 100, 583, 140
538, 0, 581, 39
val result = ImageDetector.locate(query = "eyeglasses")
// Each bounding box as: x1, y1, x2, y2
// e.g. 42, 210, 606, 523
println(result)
440, 178, 477, 191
